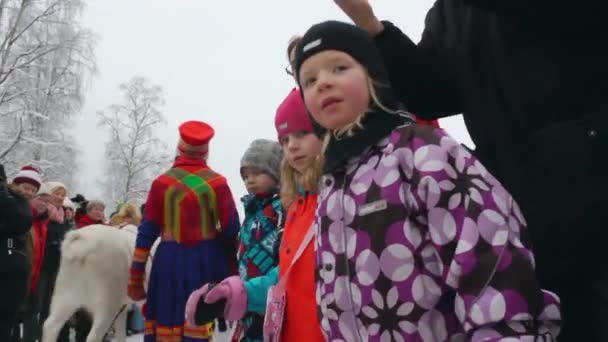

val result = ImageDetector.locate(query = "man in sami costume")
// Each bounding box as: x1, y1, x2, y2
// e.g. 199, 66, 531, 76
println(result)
128, 120, 240, 341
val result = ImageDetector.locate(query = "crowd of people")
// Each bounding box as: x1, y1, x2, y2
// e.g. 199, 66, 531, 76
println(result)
0, 163, 145, 341
2, 0, 606, 341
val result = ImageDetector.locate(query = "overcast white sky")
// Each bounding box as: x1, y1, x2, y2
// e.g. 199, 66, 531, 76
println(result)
73, 0, 473, 205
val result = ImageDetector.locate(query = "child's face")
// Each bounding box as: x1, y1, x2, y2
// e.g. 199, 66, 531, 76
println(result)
299, 50, 370, 131
64, 208, 75, 220
280, 131, 322, 174
241, 167, 277, 194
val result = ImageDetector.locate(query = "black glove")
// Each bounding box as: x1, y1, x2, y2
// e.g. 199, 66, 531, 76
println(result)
194, 282, 228, 331
217, 318, 227, 333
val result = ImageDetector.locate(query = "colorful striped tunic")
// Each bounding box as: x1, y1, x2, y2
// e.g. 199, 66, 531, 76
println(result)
130, 156, 240, 342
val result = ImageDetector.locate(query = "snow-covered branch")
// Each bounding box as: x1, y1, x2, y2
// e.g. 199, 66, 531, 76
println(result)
98, 76, 168, 205
0, 115, 23, 160
0, 0, 95, 188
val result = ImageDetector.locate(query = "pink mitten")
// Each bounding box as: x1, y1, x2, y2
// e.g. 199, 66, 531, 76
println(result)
185, 284, 211, 326
204, 275, 247, 321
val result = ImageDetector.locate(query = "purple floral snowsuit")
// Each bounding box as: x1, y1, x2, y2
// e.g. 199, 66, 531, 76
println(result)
315, 125, 561, 341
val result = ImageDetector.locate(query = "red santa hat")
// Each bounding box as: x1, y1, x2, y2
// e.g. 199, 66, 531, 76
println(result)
176, 120, 215, 158
12, 165, 42, 190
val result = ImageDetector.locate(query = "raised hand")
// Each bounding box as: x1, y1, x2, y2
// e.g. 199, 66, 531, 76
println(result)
333, 0, 384, 35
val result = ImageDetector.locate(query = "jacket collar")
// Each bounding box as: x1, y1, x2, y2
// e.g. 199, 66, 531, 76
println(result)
173, 156, 208, 168
323, 109, 414, 174
241, 191, 279, 212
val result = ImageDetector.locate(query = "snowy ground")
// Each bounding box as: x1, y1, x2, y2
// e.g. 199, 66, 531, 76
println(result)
56, 326, 234, 342
122, 327, 234, 342
125, 334, 143, 342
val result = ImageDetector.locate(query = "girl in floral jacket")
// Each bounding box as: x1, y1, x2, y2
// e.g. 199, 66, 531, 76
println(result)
293, 20, 561, 341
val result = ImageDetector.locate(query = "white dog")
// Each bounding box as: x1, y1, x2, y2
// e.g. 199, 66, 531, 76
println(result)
42, 224, 154, 342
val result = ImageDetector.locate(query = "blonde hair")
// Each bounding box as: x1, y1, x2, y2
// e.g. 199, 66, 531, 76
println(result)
280, 153, 323, 209
322, 77, 398, 152
110, 203, 142, 226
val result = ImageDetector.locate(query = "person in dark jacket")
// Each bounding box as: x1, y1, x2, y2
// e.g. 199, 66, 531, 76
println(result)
0, 164, 35, 341
334, 1, 607, 340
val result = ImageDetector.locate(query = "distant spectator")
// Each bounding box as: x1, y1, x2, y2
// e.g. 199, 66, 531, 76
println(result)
76, 200, 106, 228
63, 198, 76, 230
110, 203, 142, 228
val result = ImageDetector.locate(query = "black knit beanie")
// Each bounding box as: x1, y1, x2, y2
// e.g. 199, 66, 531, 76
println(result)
294, 20, 391, 93
293, 20, 401, 136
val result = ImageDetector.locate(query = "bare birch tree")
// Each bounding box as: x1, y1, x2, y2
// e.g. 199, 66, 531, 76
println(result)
0, 0, 96, 188
98, 76, 169, 206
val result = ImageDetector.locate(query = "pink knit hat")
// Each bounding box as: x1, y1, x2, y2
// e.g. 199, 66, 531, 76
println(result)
13, 165, 42, 190
274, 88, 315, 141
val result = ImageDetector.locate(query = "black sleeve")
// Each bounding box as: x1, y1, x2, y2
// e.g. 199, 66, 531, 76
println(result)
462, 0, 541, 12
460, 0, 596, 30
374, 3, 463, 119
461, 0, 568, 13
0, 186, 33, 238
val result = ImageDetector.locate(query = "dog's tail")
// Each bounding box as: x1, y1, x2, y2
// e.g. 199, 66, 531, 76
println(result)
61, 230, 98, 265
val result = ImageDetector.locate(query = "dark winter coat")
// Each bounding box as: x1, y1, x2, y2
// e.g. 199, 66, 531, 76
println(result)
373, 0, 607, 281
0, 181, 33, 340
43, 216, 72, 274
0, 183, 33, 258
373, 4, 608, 338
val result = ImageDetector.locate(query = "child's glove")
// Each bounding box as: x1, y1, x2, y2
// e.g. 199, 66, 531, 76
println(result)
185, 285, 212, 326
204, 276, 247, 321
185, 276, 247, 327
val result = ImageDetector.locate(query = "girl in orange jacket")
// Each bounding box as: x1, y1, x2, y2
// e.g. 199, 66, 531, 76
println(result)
274, 88, 325, 342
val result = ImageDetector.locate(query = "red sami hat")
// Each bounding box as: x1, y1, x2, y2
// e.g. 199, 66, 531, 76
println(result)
177, 120, 215, 158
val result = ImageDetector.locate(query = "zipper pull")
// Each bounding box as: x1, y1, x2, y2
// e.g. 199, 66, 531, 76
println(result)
255, 221, 261, 240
